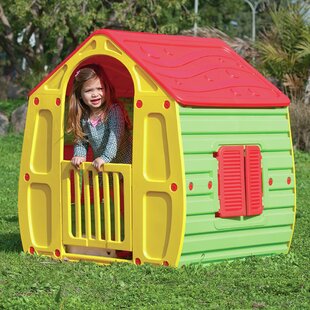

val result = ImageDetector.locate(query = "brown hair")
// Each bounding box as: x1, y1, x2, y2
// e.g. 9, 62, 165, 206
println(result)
66, 64, 117, 142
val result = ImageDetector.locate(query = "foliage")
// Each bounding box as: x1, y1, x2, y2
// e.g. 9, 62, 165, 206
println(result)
289, 101, 310, 152
0, 0, 293, 92
255, 1, 310, 101
111, 0, 194, 34
0, 99, 25, 118
0, 0, 110, 89
196, 0, 285, 39
0, 134, 309, 309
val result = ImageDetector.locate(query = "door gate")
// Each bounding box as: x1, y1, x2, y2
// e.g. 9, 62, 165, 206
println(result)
61, 161, 132, 257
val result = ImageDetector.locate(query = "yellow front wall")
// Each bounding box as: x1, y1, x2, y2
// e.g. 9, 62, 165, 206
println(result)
18, 34, 186, 266
132, 94, 186, 266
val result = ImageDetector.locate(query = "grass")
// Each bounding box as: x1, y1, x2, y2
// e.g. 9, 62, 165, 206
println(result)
0, 134, 309, 309
0, 99, 25, 118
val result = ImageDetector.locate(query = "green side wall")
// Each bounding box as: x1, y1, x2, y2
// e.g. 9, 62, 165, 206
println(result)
178, 106, 296, 265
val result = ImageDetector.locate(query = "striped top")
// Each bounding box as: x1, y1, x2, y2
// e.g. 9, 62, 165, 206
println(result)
74, 103, 132, 164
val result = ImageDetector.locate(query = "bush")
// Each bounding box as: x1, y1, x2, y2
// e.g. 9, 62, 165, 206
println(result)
289, 101, 310, 152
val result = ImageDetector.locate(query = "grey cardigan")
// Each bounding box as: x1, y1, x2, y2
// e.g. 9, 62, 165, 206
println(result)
74, 103, 132, 164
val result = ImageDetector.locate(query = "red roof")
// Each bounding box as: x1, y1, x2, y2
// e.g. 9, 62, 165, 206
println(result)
30, 29, 290, 107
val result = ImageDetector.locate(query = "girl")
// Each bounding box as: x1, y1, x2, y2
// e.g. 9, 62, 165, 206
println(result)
66, 65, 132, 259
67, 64, 132, 170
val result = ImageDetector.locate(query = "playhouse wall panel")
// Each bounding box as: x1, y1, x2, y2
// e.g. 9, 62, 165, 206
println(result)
144, 113, 170, 180
179, 243, 289, 265
182, 135, 291, 154
29, 183, 52, 247
181, 115, 288, 134
182, 226, 292, 253
19, 91, 64, 258
264, 191, 295, 209
144, 192, 172, 259
184, 208, 294, 236
30, 110, 53, 173
186, 195, 219, 215
179, 106, 295, 265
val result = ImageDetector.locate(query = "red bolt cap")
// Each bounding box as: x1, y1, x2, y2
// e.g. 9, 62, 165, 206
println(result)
136, 100, 143, 108
208, 181, 213, 189
55, 249, 61, 257
269, 178, 273, 186
163, 261, 169, 266
287, 177, 291, 185
56, 98, 61, 106
171, 183, 178, 191
164, 100, 170, 109
24, 173, 30, 181
29, 246, 35, 254
34, 97, 39, 105
135, 258, 141, 265
189, 182, 193, 191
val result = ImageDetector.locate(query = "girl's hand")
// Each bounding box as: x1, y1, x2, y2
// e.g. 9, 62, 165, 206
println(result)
71, 156, 86, 170
92, 157, 105, 171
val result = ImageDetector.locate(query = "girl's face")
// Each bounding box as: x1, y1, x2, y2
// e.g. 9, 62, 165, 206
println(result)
81, 77, 105, 112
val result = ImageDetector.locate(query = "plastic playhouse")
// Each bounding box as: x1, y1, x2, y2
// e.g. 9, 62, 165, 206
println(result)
18, 29, 296, 267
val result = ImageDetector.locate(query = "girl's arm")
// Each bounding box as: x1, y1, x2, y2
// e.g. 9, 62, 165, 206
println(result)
72, 139, 88, 169
100, 104, 125, 163
74, 139, 88, 158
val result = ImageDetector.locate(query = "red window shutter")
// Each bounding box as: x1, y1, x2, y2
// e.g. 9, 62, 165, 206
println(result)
245, 146, 263, 216
216, 146, 247, 218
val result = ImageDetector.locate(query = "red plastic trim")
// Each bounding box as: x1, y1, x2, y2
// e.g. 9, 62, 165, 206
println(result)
29, 29, 290, 108
215, 145, 263, 218
245, 146, 263, 216
215, 146, 247, 218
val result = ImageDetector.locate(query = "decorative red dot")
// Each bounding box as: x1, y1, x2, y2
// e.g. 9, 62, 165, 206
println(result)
269, 178, 273, 186
135, 258, 141, 265
163, 261, 169, 266
29, 246, 35, 254
34, 97, 39, 105
136, 100, 143, 108
56, 98, 61, 106
24, 173, 30, 181
287, 177, 291, 185
164, 100, 170, 109
55, 249, 61, 257
189, 182, 193, 191
208, 181, 213, 189
171, 183, 178, 192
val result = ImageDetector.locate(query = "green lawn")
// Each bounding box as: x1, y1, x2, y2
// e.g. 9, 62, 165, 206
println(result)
0, 134, 309, 309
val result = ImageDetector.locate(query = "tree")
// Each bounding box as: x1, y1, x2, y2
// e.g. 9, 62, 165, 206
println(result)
0, 0, 196, 91
0, 0, 110, 89
111, 0, 194, 34
255, 1, 310, 101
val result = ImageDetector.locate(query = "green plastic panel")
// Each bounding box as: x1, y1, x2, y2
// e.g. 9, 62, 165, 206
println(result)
179, 107, 295, 265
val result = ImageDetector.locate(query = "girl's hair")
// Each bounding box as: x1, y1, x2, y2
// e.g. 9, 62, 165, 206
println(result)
67, 64, 117, 142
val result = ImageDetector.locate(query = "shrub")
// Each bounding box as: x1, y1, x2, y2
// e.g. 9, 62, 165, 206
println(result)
289, 101, 310, 152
